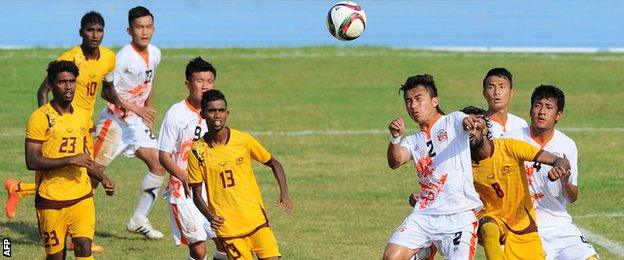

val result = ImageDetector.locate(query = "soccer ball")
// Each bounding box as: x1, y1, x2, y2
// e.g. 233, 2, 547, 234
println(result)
326, 1, 367, 41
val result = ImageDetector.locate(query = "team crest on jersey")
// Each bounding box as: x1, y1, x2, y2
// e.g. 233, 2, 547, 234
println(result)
436, 129, 448, 142
501, 165, 511, 175
236, 156, 244, 164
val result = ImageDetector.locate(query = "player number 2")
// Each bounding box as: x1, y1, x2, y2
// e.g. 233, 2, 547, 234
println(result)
87, 82, 97, 96
491, 182, 505, 198
219, 170, 235, 188
42, 230, 59, 248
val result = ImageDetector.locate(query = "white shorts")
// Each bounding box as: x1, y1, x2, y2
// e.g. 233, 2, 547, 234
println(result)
93, 111, 157, 166
169, 202, 216, 246
540, 223, 598, 260
389, 210, 478, 260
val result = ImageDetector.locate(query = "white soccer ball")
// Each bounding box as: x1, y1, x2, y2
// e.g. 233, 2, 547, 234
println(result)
326, 1, 367, 41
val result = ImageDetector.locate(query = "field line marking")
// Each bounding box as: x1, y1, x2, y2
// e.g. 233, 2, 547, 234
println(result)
576, 212, 624, 219
1, 126, 624, 138
2, 49, 624, 62
579, 227, 624, 256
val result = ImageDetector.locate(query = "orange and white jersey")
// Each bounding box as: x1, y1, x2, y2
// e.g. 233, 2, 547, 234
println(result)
489, 113, 528, 138
505, 127, 578, 229
105, 43, 161, 121
400, 112, 483, 215
158, 99, 207, 204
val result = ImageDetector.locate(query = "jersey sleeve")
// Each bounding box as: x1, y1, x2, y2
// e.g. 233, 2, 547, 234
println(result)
157, 109, 178, 153
247, 134, 272, 164
450, 111, 469, 136
187, 146, 204, 185
399, 135, 415, 160
25, 110, 48, 142
505, 138, 541, 162
567, 142, 579, 186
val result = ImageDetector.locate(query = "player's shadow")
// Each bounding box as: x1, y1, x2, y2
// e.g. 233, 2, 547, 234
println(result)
0, 220, 40, 245
94, 230, 130, 240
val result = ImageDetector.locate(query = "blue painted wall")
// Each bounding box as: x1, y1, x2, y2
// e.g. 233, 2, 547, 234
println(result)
1, 1, 622, 49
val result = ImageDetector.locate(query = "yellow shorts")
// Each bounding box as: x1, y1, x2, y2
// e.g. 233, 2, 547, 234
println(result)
222, 226, 281, 259
482, 215, 545, 260
36, 197, 95, 254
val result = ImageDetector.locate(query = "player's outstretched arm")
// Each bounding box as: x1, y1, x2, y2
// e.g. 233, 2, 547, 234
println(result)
159, 150, 190, 198
191, 185, 224, 231
462, 114, 485, 131
387, 117, 410, 169
264, 157, 292, 214
25, 141, 93, 171
101, 81, 155, 128
534, 151, 577, 202
36, 79, 50, 107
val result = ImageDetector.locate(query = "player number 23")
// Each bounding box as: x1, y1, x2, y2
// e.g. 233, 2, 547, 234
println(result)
42, 230, 60, 248
219, 170, 235, 188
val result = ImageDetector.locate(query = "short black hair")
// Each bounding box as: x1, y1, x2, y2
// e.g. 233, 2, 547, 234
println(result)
400, 74, 443, 114
530, 85, 565, 112
185, 57, 217, 82
128, 6, 153, 27
201, 89, 227, 111
81, 11, 105, 29
47, 60, 79, 85
482, 67, 513, 90
461, 106, 493, 140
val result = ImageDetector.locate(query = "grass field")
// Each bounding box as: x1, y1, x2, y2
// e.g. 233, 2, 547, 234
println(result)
1, 47, 623, 259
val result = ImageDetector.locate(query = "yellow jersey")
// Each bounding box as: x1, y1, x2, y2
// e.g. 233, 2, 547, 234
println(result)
188, 128, 272, 238
472, 138, 541, 231
57, 45, 115, 116
25, 103, 93, 209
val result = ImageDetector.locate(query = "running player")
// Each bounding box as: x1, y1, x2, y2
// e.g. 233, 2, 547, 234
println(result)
158, 57, 227, 259
188, 89, 292, 260
26, 60, 115, 259
482, 68, 528, 138
384, 74, 484, 260
93, 6, 165, 239
462, 106, 570, 260
505, 85, 599, 260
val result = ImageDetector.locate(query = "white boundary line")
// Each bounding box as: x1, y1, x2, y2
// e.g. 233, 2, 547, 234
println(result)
1, 49, 624, 62
1, 127, 623, 138
579, 228, 624, 257
576, 212, 624, 219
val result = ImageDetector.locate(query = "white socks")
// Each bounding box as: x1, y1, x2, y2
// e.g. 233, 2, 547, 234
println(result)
131, 172, 163, 220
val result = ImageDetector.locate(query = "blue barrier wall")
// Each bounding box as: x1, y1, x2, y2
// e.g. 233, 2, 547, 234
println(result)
1, 1, 622, 50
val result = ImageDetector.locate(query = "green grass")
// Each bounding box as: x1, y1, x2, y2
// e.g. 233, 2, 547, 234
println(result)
1, 47, 623, 259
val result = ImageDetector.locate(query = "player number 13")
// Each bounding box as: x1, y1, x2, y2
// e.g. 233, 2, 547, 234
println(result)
219, 170, 235, 188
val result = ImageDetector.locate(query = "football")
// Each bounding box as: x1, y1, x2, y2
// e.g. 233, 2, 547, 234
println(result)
326, 1, 367, 41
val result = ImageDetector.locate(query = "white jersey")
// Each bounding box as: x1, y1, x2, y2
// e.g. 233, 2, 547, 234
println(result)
504, 127, 578, 229
105, 43, 161, 121
489, 113, 528, 138
400, 112, 483, 215
158, 99, 207, 204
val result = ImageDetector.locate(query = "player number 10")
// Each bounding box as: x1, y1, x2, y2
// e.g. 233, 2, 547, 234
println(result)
87, 82, 97, 96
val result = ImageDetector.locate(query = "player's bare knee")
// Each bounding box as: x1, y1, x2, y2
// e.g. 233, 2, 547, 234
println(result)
188, 241, 207, 259
72, 237, 92, 257
586, 254, 599, 260
46, 251, 65, 260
